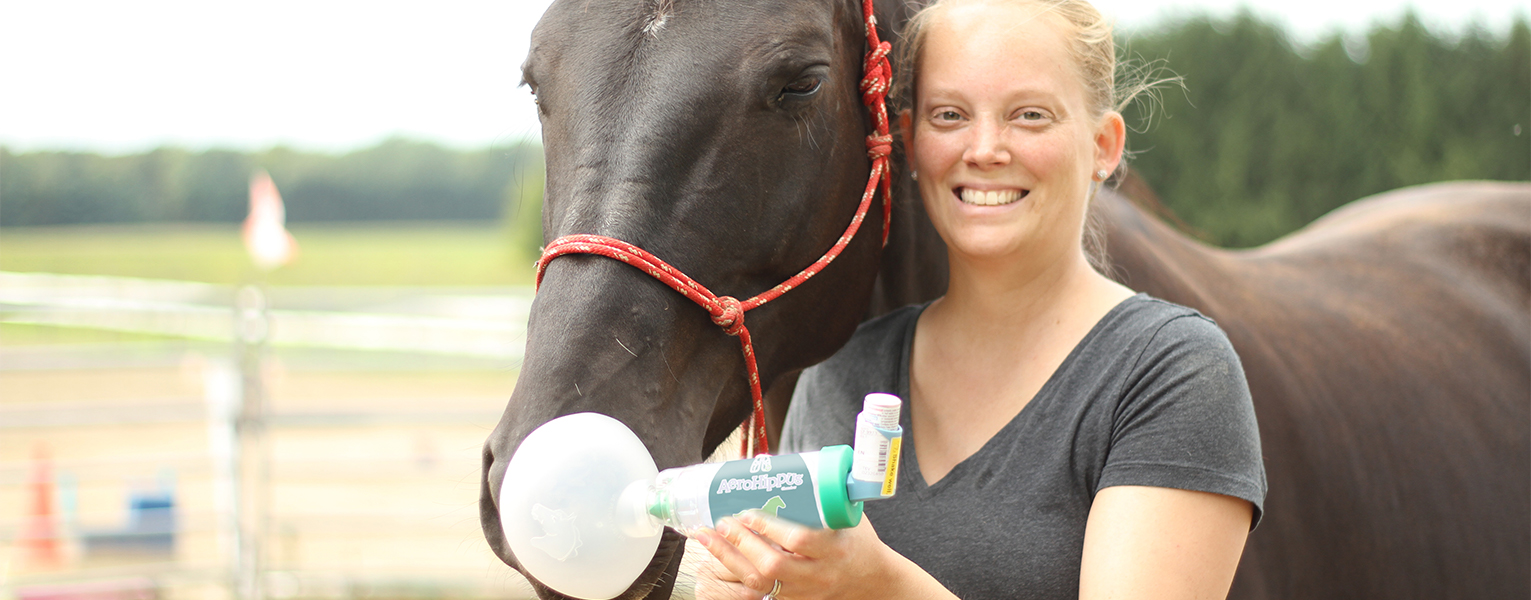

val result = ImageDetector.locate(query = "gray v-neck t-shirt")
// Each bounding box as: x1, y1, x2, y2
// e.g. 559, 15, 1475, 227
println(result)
781, 294, 1266, 599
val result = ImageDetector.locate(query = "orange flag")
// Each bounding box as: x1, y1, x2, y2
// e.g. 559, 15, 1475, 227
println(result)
20, 444, 63, 570
243, 170, 299, 271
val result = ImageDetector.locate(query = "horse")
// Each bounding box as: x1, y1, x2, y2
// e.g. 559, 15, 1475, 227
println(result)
482, 0, 1531, 598
1101, 176, 1529, 599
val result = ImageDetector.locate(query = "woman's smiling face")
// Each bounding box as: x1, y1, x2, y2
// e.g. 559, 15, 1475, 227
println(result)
906, 2, 1118, 265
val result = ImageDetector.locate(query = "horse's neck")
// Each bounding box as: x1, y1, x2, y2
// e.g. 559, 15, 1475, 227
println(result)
870, 178, 949, 316
1096, 187, 1233, 317
875, 0, 922, 38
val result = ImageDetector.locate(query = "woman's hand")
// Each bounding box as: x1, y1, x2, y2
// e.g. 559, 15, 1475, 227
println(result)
687, 512, 956, 600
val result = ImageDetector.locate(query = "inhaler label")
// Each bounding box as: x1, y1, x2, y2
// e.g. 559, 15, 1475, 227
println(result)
709, 453, 821, 527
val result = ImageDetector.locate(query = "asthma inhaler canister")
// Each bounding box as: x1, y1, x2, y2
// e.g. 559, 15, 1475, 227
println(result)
849, 392, 903, 500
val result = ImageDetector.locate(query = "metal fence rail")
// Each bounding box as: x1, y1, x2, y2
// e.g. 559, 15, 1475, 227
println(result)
0, 272, 535, 600
0, 272, 534, 361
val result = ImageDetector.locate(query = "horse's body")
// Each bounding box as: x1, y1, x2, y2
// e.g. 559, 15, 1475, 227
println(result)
485, 0, 1530, 598
1100, 179, 1529, 598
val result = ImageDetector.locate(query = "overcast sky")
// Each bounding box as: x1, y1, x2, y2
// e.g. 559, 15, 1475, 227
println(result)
1, 0, 1522, 155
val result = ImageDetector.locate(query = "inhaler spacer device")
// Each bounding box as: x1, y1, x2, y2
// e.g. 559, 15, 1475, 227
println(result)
498, 393, 904, 600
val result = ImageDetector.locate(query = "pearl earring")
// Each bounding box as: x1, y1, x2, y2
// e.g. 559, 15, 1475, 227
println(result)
910, 170, 919, 181
1094, 169, 1109, 181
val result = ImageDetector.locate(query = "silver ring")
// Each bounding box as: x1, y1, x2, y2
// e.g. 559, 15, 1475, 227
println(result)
765, 579, 782, 599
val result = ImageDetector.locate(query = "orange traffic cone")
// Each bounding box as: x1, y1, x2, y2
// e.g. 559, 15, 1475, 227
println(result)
19, 443, 63, 570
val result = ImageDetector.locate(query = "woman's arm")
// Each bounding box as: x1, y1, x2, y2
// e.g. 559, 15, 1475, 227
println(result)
688, 487, 1249, 600
689, 512, 959, 600
1080, 486, 1253, 600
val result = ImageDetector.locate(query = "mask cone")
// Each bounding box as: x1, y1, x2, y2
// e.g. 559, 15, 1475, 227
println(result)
500, 413, 663, 599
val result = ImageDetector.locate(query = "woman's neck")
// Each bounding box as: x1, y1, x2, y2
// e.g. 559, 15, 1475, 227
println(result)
908, 245, 1134, 484
934, 244, 1123, 337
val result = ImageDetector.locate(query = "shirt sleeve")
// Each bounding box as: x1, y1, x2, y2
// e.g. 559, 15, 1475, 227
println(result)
1096, 314, 1268, 528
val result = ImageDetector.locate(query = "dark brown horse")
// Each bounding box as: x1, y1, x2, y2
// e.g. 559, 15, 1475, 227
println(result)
484, 1, 919, 597
1101, 178, 1529, 599
484, 0, 1530, 597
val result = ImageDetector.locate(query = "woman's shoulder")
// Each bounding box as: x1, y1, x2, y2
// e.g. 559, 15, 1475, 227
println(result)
1066, 293, 1245, 394
1101, 294, 1236, 357
1089, 295, 1265, 523
1111, 293, 1210, 325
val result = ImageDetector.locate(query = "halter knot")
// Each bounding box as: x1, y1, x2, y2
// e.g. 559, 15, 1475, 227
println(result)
866, 133, 893, 161
711, 296, 745, 336
860, 41, 892, 105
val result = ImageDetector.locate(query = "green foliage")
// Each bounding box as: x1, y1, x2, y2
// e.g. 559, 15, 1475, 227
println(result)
2, 15, 1524, 252
0, 138, 539, 226
263, 139, 520, 222
1120, 12, 1530, 247
0, 322, 183, 346
502, 147, 547, 267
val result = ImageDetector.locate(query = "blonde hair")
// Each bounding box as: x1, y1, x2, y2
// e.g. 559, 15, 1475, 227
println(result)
892, 0, 1173, 141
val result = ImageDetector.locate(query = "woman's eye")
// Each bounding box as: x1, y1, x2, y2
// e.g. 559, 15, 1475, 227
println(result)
1016, 109, 1049, 122
935, 110, 961, 122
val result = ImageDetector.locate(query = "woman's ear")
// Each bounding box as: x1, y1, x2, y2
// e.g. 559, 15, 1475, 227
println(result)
1094, 111, 1126, 177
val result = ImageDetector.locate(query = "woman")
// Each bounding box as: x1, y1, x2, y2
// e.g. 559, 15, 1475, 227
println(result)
687, 0, 1265, 597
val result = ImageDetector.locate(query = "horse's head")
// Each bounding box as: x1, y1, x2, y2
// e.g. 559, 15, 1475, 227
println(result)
482, 0, 904, 597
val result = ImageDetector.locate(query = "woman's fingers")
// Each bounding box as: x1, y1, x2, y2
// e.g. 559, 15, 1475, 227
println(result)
684, 536, 763, 600
694, 526, 776, 594
693, 576, 762, 600
734, 510, 824, 557
692, 515, 899, 600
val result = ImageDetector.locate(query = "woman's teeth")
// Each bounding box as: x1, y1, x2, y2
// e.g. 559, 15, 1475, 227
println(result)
959, 188, 1023, 206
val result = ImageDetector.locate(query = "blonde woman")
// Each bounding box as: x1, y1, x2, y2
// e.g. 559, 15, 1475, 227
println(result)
688, 0, 1265, 598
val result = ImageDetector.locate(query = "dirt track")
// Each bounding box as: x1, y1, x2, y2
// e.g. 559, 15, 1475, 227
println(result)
1, 353, 536, 600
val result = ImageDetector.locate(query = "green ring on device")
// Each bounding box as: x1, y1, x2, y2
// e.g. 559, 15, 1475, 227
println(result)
816, 444, 864, 529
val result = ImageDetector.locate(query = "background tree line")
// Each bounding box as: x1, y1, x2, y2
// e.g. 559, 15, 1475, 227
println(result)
1120, 11, 1529, 246
1, 139, 543, 227
2, 12, 1526, 250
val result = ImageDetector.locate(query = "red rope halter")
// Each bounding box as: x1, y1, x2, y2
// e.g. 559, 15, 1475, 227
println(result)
535, 0, 893, 458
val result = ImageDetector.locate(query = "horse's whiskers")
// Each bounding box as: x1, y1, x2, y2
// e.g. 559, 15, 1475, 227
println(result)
616, 336, 639, 357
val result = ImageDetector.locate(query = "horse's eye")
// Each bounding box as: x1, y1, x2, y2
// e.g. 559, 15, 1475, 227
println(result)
782, 76, 823, 98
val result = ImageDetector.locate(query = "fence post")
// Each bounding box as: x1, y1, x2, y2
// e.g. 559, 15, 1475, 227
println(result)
234, 284, 272, 600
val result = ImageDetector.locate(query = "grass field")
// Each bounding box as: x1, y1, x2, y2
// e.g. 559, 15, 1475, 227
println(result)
0, 322, 184, 346
0, 221, 537, 286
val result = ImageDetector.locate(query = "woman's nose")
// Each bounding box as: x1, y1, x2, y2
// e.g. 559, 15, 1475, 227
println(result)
963, 118, 1011, 168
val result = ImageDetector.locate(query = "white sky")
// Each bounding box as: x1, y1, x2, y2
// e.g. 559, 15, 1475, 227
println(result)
1, 0, 1523, 155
